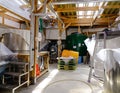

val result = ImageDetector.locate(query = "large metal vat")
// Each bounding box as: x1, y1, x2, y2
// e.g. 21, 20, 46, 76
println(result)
104, 62, 120, 93
103, 49, 120, 93
97, 49, 120, 93
2, 32, 29, 53
66, 32, 87, 56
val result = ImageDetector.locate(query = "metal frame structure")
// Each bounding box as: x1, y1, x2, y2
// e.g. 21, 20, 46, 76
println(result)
2, 62, 29, 93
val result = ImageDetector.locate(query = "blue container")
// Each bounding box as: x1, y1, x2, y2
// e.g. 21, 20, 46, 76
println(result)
78, 56, 83, 64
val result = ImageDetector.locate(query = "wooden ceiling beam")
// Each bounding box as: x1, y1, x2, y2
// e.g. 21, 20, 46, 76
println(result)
20, 4, 31, 9
0, 23, 19, 29
63, 17, 116, 26
70, 22, 109, 27
0, 13, 23, 23
70, 23, 91, 26
0, 5, 29, 22
63, 18, 93, 23
65, 22, 71, 29
103, 5, 120, 9
100, 14, 118, 17
96, 17, 116, 23
60, 15, 93, 18
37, 0, 52, 13
55, 6, 99, 12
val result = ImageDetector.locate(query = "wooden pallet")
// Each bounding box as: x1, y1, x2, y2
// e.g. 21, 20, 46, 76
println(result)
58, 65, 76, 70
58, 59, 76, 65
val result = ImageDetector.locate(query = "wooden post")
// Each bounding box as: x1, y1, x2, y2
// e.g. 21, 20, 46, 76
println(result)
30, 0, 52, 84
78, 26, 82, 33
2, 16, 4, 25
30, 0, 38, 84
58, 20, 62, 57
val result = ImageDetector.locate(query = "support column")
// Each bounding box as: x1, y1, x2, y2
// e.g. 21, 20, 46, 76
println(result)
78, 26, 82, 33
30, 0, 38, 84
58, 20, 62, 57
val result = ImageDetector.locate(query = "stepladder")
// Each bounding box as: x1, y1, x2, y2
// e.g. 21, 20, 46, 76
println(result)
88, 32, 106, 82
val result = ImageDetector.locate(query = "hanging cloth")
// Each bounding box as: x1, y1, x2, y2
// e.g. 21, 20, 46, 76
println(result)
39, 18, 43, 32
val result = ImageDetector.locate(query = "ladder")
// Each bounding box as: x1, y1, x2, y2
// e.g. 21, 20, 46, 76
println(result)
88, 32, 106, 82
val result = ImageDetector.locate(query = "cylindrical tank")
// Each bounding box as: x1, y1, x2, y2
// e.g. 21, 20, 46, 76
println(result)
65, 32, 87, 56
2, 33, 29, 53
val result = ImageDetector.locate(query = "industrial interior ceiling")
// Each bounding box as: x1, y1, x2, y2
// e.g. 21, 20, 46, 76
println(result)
0, 0, 120, 28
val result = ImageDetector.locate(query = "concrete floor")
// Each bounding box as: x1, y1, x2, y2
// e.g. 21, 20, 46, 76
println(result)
0, 63, 104, 93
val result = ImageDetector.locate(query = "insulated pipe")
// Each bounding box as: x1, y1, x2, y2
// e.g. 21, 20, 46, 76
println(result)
52, 0, 120, 5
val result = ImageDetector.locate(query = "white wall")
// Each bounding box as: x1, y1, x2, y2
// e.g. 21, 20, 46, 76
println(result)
4, 19, 20, 28
0, 16, 2, 23
0, 16, 21, 28
83, 28, 105, 32
67, 28, 78, 35
46, 28, 66, 40
67, 27, 106, 36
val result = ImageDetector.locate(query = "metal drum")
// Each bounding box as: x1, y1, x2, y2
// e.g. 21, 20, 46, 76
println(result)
2, 32, 29, 53
104, 62, 120, 93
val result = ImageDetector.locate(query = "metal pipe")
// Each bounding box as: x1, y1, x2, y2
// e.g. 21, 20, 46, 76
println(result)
52, 0, 120, 5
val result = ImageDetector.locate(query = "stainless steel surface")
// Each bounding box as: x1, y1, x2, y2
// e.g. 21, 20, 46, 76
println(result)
104, 60, 120, 93
2, 33, 29, 53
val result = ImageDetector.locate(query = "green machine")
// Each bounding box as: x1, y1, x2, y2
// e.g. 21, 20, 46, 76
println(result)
65, 33, 87, 56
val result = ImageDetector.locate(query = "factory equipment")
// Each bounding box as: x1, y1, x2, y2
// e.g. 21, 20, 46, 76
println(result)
66, 32, 87, 56
85, 30, 120, 93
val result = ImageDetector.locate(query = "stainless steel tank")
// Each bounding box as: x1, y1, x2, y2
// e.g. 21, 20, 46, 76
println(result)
104, 50, 120, 93
2, 32, 29, 53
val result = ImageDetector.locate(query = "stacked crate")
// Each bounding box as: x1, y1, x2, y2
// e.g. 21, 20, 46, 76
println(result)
58, 58, 76, 70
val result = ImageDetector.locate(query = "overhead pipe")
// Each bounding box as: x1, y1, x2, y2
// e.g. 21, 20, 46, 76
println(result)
52, 0, 120, 5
